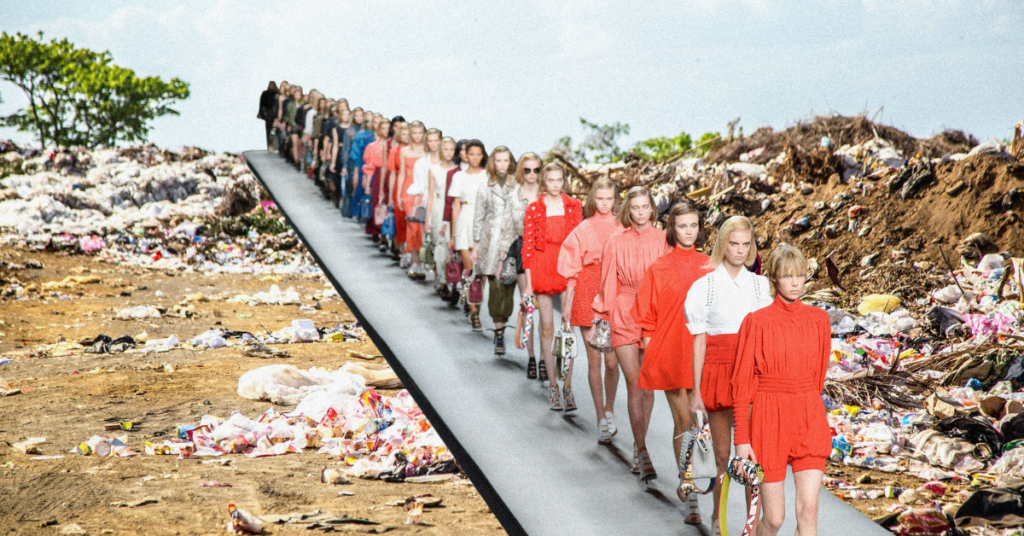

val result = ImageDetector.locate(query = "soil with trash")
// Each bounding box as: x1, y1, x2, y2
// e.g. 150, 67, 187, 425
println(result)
0, 143, 503, 535
1, 116, 1024, 535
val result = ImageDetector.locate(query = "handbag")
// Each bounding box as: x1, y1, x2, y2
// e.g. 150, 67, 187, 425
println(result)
552, 328, 577, 380
421, 232, 435, 268
445, 253, 464, 284
374, 204, 388, 226
590, 319, 613, 353
497, 254, 518, 285
360, 196, 372, 221
381, 209, 395, 238
518, 296, 536, 349
720, 457, 765, 536
406, 203, 427, 224
467, 275, 483, 304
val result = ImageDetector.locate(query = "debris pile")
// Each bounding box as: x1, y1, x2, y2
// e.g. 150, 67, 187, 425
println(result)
572, 115, 1024, 533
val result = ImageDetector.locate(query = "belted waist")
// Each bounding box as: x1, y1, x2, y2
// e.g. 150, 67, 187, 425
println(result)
618, 285, 638, 296
756, 374, 818, 393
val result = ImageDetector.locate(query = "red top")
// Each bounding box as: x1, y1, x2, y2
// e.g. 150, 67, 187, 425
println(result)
443, 167, 459, 223
731, 297, 831, 445
556, 211, 622, 288
521, 193, 583, 271
593, 225, 670, 320
632, 246, 711, 382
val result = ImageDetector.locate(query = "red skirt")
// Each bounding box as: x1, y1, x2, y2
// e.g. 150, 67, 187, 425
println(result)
570, 264, 601, 327
701, 333, 738, 413
531, 244, 567, 295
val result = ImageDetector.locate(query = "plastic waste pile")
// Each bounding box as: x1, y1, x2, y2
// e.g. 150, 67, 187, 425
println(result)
0, 142, 319, 278
71, 363, 450, 482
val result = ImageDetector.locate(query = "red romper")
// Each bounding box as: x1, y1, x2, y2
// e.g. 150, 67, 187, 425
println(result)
387, 144, 407, 245
522, 194, 583, 295
556, 211, 622, 327
732, 297, 832, 483
631, 246, 710, 390
593, 225, 670, 349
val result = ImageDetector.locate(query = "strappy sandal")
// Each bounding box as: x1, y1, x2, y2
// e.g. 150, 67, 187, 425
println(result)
562, 386, 576, 412
631, 444, 641, 474
470, 311, 482, 332
549, 385, 562, 411
492, 328, 506, 355
639, 449, 657, 482
526, 357, 537, 379
537, 360, 548, 382
682, 488, 702, 525
598, 419, 612, 445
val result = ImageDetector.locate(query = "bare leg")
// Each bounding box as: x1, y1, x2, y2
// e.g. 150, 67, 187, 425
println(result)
604, 349, 619, 415
615, 344, 653, 452
794, 469, 823, 536
581, 326, 605, 421
708, 409, 734, 525
459, 249, 478, 316
536, 294, 557, 388
664, 388, 693, 475
758, 480, 786, 536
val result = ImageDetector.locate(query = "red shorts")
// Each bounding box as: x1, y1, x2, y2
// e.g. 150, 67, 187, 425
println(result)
701, 333, 738, 413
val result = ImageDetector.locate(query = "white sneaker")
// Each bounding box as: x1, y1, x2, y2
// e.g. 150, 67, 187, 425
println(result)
606, 412, 617, 437
399, 253, 411, 269
425, 269, 436, 282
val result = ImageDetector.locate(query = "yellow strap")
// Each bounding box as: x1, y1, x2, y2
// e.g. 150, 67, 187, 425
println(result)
719, 473, 730, 536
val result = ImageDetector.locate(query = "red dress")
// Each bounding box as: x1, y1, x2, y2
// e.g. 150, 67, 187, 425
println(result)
522, 194, 583, 296
632, 246, 710, 390
732, 297, 832, 483
388, 144, 407, 244
400, 153, 423, 257
362, 138, 387, 236
593, 225, 671, 349
557, 211, 622, 326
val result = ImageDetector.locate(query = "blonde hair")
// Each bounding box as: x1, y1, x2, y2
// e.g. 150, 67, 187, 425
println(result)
486, 146, 517, 185
617, 186, 656, 228
440, 137, 456, 164
409, 120, 425, 132
764, 244, 807, 296
514, 152, 542, 185
705, 215, 757, 270
584, 177, 617, 218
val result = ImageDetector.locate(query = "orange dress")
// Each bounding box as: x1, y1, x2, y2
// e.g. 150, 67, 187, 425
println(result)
400, 153, 423, 257
593, 225, 670, 349
631, 246, 710, 390
522, 194, 584, 296
732, 297, 832, 483
557, 211, 622, 327
387, 144, 406, 244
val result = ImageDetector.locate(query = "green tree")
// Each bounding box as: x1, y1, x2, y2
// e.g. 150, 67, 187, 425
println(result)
550, 117, 631, 165
0, 31, 189, 148
630, 131, 721, 162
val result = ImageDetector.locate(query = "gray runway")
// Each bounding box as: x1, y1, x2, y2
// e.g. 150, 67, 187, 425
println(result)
245, 151, 887, 536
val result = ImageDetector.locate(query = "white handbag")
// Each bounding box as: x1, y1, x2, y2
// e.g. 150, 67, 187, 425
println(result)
678, 412, 718, 494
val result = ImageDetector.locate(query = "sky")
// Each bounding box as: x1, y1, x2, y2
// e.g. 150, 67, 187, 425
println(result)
1, 0, 1022, 155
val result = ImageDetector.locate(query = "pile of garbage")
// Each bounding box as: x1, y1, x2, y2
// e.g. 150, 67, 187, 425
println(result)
71, 363, 450, 483
569, 116, 1024, 534
0, 142, 317, 278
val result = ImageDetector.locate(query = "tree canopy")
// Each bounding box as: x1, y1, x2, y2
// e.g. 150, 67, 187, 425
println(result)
0, 31, 189, 149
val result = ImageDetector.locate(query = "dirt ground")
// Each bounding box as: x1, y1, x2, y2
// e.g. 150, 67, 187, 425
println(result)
0, 249, 504, 535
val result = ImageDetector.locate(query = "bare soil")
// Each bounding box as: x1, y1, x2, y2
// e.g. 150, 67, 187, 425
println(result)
0, 249, 504, 535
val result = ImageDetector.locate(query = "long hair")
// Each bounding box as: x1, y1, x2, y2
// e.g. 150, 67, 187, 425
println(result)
764, 243, 807, 297
388, 115, 406, 138
665, 202, 705, 247
453, 139, 468, 167
584, 177, 617, 218
514, 152, 541, 186
465, 139, 488, 168
486, 146, 516, 185
705, 215, 757, 270
616, 186, 656, 228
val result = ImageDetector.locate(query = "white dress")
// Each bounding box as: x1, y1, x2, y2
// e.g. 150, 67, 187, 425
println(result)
684, 263, 773, 336
449, 169, 488, 250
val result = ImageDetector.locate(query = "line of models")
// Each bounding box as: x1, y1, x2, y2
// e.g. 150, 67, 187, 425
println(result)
257, 82, 833, 536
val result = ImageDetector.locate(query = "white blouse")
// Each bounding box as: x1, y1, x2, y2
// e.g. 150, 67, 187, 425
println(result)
684, 263, 773, 336
406, 156, 434, 197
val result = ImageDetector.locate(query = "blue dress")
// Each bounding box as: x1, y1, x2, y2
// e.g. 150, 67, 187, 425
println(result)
348, 129, 375, 220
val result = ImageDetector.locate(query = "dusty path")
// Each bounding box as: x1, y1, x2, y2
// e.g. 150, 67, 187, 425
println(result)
0, 249, 504, 535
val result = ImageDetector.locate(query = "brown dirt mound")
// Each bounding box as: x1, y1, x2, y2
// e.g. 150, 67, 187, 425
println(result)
705, 115, 977, 165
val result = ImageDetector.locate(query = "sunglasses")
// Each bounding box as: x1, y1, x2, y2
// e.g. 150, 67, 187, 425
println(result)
523, 167, 541, 174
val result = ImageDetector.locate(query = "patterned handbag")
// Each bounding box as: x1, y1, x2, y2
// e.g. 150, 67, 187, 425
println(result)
590, 319, 613, 353
406, 204, 427, 224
